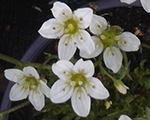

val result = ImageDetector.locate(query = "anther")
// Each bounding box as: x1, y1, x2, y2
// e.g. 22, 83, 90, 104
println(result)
65, 43, 67, 46
63, 88, 65, 91
78, 81, 83, 86
100, 35, 106, 40
74, 42, 76, 45
53, 27, 56, 30
92, 85, 95, 88
70, 81, 76, 86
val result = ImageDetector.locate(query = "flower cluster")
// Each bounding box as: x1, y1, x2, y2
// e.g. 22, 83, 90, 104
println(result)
4, 1, 142, 118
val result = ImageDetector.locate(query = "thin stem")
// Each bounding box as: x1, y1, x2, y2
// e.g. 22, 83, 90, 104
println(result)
0, 101, 30, 116
0, 53, 22, 66
97, 55, 116, 81
141, 43, 150, 50
122, 51, 128, 67
99, 63, 115, 81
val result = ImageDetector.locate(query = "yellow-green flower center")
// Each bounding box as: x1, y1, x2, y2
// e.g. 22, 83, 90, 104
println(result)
64, 18, 78, 35
70, 73, 86, 87
100, 25, 122, 47
23, 76, 39, 90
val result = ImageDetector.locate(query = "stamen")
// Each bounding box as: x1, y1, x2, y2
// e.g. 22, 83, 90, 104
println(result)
79, 97, 81, 99
100, 35, 106, 40
74, 42, 76, 45
114, 36, 119, 40
65, 43, 67, 46
63, 71, 66, 74
92, 85, 95, 88
62, 12, 65, 15
70, 81, 76, 86
63, 88, 65, 91
78, 81, 83, 86
53, 27, 56, 30
97, 25, 100, 28
124, 41, 127, 44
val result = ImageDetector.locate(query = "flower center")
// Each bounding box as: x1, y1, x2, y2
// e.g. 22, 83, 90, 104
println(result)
64, 18, 78, 34
24, 76, 39, 90
100, 25, 122, 47
70, 73, 86, 87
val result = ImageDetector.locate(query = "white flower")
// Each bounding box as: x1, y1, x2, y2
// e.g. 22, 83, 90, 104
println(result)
50, 59, 109, 117
119, 115, 132, 120
114, 80, 129, 94
4, 66, 50, 111
38, 1, 95, 60
80, 14, 141, 73
120, 0, 150, 13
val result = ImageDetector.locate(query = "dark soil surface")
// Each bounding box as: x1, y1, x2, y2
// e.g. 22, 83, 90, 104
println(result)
0, 0, 150, 120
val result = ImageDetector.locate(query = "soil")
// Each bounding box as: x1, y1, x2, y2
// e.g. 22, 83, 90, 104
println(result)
0, 0, 150, 120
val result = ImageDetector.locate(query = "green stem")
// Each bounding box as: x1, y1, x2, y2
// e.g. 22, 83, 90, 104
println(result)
0, 101, 30, 116
141, 43, 150, 50
0, 53, 22, 66
122, 51, 128, 67
97, 55, 116, 81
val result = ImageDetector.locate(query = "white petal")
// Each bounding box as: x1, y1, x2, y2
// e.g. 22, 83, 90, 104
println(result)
58, 34, 76, 60
51, 1, 72, 21
29, 90, 45, 111
38, 19, 64, 39
120, 0, 136, 4
89, 14, 107, 35
85, 77, 109, 99
75, 30, 95, 54
39, 80, 51, 98
23, 66, 39, 79
74, 59, 94, 77
103, 47, 123, 73
80, 36, 103, 58
4, 69, 24, 82
73, 8, 93, 29
9, 83, 29, 101
71, 87, 91, 117
140, 0, 150, 13
50, 79, 73, 103
118, 32, 141, 52
119, 115, 132, 120
52, 59, 73, 80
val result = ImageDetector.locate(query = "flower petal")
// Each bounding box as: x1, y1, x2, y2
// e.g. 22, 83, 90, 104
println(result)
73, 8, 93, 29
58, 34, 76, 60
85, 77, 109, 99
50, 79, 73, 103
52, 59, 73, 80
89, 14, 107, 35
38, 19, 64, 39
23, 66, 39, 79
75, 30, 95, 54
119, 115, 132, 120
39, 80, 51, 98
74, 59, 94, 77
103, 47, 123, 73
120, 0, 136, 4
71, 87, 90, 117
140, 0, 150, 13
4, 69, 24, 82
118, 32, 141, 52
9, 83, 29, 101
80, 36, 103, 58
51, 1, 72, 21
29, 90, 45, 111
